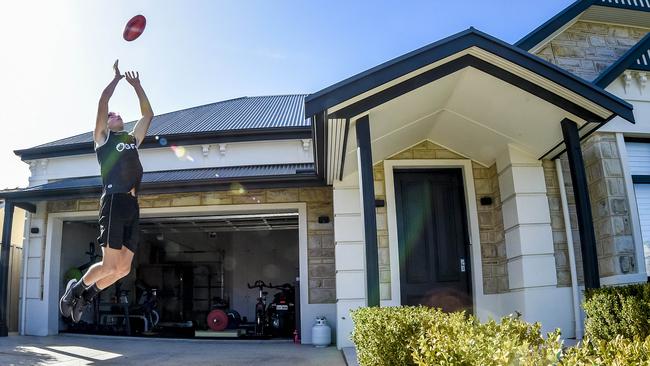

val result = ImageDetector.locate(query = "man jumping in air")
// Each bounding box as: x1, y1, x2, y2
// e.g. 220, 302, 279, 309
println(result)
59, 60, 154, 322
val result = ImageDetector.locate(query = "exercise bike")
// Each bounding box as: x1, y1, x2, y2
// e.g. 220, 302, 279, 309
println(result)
247, 280, 270, 336
131, 280, 160, 333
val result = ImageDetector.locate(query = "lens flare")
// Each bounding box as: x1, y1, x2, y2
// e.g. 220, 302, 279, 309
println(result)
159, 137, 168, 146
171, 145, 185, 158
229, 182, 246, 195
170, 145, 194, 161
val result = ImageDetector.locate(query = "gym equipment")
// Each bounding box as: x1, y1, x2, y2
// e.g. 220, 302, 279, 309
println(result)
64, 242, 101, 282
247, 280, 270, 336
205, 297, 241, 332
98, 282, 131, 335
123, 15, 146, 41
246, 280, 297, 337
130, 280, 160, 333
206, 309, 229, 331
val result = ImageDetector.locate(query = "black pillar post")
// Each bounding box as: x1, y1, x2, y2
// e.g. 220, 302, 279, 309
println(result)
356, 115, 380, 307
0, 201, 15, 336
561, 119, 600, 289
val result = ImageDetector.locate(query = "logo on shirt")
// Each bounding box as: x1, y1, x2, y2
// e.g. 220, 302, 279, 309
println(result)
116, 142, 137, 152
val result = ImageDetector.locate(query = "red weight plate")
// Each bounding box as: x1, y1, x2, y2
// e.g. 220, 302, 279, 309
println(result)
207, 309, 229, 331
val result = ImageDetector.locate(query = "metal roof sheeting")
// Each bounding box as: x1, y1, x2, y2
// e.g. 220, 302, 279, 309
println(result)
598, 0, 650, 11
517, 0, 650, 51
2, 163, 315, 196
30, 95, 309, 149
632, 47, 650, 70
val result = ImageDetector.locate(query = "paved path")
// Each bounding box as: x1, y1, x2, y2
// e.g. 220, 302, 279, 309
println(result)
0, 334, 346, 366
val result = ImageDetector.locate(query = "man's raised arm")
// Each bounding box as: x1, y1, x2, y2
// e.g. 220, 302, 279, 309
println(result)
95, 60, 123, 146
126, 71, 154, 147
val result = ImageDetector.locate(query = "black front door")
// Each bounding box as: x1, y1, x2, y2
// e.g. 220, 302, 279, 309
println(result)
394, 169, 472, 312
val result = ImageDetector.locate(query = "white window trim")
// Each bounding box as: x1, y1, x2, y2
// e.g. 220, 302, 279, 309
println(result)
382, 159, 486, 315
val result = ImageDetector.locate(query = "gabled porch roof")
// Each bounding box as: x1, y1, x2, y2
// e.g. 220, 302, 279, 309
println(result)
304, 28, 635, 183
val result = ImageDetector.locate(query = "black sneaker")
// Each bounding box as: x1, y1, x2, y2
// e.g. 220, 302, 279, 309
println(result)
71, 296, 90, 323
59, 279, 78, 319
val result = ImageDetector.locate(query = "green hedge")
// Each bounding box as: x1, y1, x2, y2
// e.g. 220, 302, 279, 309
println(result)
583, 283, 650, 341
351, 306, 650, 366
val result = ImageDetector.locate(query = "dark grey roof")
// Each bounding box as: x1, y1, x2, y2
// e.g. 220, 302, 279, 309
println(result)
596, 0, 650, 12
631, 43, 650, 71
27, 94, 309, 150
305, 27, 634, 123
594, 33, 650, 87
0, 163, 316, 200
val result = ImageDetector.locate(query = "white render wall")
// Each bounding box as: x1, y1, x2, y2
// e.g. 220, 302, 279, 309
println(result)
21, 202, 50, 335
27, 139, 313, 186
495, 144, 575, 337
599, 72, 650, 135
333, 171, 366, 349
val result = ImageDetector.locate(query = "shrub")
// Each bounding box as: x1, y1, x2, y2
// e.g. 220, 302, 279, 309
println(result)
351, 306, 562, 366
561, 336, 650, 365
583, 283, 650, 341
351, 306, 436, 366
351, 305, 650, 366
410, 314, 562, 366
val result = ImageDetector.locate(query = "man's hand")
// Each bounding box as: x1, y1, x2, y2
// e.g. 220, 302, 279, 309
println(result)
128, 70, 153, 147
113, 59, 124, 80
125, 71, 141, 87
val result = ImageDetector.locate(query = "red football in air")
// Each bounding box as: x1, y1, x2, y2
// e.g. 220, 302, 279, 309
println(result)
123, 15, 146, 42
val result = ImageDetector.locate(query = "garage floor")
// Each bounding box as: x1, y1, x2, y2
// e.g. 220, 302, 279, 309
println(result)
0, 334, 345, 366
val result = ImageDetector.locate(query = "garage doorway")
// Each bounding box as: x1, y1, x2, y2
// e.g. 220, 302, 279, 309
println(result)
58, 211, 301, 340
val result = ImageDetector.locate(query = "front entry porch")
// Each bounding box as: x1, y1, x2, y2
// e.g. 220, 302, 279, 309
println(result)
304, 28, 635, 348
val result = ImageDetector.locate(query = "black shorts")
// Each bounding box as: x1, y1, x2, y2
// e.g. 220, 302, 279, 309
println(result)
98, 193, 140, 252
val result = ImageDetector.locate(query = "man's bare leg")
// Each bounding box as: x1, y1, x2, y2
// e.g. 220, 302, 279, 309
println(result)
80, 247, 123, 286
95, 247, 134, 289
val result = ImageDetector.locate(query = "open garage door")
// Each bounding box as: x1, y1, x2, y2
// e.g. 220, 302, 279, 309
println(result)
59, 212, 300, 340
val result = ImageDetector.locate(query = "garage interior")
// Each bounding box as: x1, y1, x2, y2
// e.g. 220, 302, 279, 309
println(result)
58, 212, 300, 339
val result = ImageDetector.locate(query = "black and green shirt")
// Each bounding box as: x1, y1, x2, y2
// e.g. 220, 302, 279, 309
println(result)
95, 131, 143, 196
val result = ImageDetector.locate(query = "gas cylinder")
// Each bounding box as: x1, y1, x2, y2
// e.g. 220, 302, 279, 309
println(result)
311, 316, 331, 347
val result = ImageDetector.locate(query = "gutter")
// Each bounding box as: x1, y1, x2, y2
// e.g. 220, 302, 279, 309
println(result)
14, 127, 313, 161
0, 173, 324, 202
556, 158, 583, 340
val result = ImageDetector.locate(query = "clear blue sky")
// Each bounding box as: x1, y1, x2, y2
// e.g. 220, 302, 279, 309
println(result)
0, 0, 572, 189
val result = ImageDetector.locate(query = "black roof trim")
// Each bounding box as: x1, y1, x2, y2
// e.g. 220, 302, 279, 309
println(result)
0, 164, 323, 201
594, 32, 650, 88
15, 127, 312, 161
515, 0, 593, 51
305, 27, 634, 123
516, 0, 650, 51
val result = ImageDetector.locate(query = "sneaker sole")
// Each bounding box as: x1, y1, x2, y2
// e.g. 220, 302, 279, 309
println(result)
59, 279, 77, 318
71, 299, 88, 323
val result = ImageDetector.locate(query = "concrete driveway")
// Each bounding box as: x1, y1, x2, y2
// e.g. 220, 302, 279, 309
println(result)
0, 334, 346, 366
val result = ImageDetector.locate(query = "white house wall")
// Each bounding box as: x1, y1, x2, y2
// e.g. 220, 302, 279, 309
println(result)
598, 73, 650, 135
333, 171, 366, 349
27, 139, 313, 185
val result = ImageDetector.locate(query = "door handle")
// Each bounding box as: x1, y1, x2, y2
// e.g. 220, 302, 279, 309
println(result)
460, 258, 466, 273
